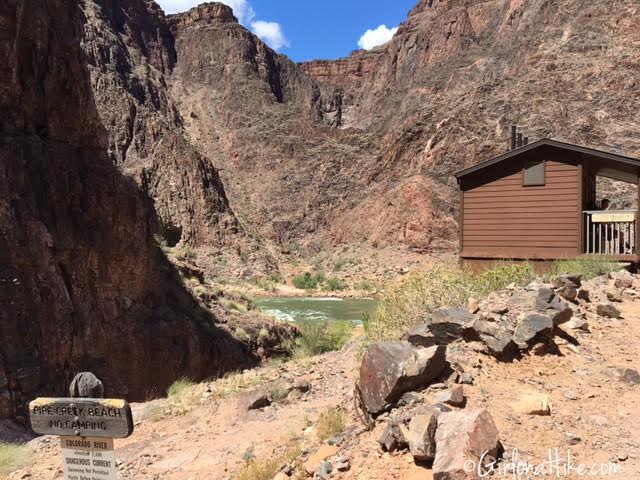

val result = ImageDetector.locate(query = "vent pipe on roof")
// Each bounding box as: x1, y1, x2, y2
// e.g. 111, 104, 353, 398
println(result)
517, 132, 523, 148
511, 125, 517, 150
523, 137, 529, 146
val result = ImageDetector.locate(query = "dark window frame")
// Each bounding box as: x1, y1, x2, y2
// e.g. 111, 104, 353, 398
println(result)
523, 159, 546, 186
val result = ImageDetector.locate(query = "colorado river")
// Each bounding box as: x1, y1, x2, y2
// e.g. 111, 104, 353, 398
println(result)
256, 297, 377, 323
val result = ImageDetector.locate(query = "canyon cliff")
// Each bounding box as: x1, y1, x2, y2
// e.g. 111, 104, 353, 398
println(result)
0, 0, 263, 422
2, 0, 639, 421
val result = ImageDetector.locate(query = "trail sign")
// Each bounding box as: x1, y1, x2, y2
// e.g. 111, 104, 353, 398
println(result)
61, 436, 117, 480
29, 398, 134, 438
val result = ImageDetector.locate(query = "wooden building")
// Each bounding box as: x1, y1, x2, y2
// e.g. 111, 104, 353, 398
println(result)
455, 136, 640, 268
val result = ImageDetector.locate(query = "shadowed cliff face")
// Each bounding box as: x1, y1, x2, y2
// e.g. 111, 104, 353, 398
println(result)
0, 0, 256, 422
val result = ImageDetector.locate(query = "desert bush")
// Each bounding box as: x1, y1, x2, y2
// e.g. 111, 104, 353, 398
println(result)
289, 320, 353, 358
167, 378, 199, 415
235, 443, 301, 480
315, 407, 346, 442
545, 256, 621, 281
292, 272, 319, 290
0, 442, 32, 475
364, 262, 535, 345
323, 276, 347, 292
234, 327, 251, 342
356, 279, 375, 292
266, 382, 290, 403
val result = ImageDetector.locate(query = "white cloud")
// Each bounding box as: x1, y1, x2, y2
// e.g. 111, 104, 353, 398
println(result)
156, 0, 255, 24
357, 24, 398, 50
251, 20, 290, 51
156, 1, 289, 51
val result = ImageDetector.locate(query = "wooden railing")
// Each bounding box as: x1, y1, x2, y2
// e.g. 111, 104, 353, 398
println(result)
584, 210, 637, 255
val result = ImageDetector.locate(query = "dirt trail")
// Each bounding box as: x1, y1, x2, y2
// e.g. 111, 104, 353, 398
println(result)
7, 296, 640, 480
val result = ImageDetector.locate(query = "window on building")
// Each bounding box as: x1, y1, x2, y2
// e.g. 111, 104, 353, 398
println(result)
523, 160, 545, 186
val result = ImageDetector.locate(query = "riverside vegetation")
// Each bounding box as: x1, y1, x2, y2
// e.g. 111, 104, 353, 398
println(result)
363, 257, 621, 346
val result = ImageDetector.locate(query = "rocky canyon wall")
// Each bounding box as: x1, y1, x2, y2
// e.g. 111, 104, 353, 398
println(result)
0, 0, 256, 422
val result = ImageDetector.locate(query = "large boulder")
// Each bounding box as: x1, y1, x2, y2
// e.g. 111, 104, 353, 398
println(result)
513, 313, 554, 349
428, 308, 475, 344
509, 288, 572, 325
470, 317, 516, 356
359, 342, 447, 415
433, 409, 502, 479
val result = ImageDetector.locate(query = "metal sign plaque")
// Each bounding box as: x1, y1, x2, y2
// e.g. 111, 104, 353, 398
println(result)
61, 436, 117, 480
29, 398, 134, 438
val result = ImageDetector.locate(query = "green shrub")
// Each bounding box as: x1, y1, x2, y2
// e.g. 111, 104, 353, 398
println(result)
323, 276, 347, 292
356, 279, 375, 291
289, 320, 353, 358
545, 256, 622, 281
0, 442, 32, 475
364, 262, 535, 346
333, 259, 348, 272
234, 327, 251, 342
315, 407, 346, 442
167, 378, 199, 415
235, 444, 301, 480
293, 272, 318, 290
176, 245, 197, 261
266, 382, 290, 403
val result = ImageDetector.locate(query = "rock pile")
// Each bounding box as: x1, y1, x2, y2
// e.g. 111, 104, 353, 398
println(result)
355, 271, 636, 479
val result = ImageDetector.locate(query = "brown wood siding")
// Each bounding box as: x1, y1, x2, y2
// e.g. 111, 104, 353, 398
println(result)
461, 159, 580, 259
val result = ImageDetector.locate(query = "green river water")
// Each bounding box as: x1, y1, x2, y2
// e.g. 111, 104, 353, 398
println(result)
255, 297, 377, 324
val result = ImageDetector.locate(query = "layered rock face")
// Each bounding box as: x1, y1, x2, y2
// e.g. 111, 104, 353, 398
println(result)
301, 0, 640, 234
0, 0, 255, 421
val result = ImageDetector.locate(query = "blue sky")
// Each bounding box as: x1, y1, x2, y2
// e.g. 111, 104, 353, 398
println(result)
156, 0, 417, 62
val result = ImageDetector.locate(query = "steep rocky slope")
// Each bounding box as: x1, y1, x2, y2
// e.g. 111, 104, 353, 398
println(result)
301, 0, 640, 227
168, 0, 640, 256
0, 0, 272, 422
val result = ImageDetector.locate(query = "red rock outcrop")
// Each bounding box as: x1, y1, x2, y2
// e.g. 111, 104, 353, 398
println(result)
0, 0, 259, 421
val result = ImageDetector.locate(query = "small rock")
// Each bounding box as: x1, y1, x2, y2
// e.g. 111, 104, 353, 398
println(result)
433, 386, 465, 407
618, 452, 629, 462
591, 415, 609, 427
457, 372, 474, 385
314, 461, 332, 480
378, 422, 408, 452
606, 367, 640, 385
335, 456, 350, 472
408, 410, 441, 462
396, 391, 422, 407
69, 372, 104, 398
304, 445, 338, 476
556, 285, 577, 302
596, 302, 621, 319
401, 324, 437, 348
566, 433, 581, 445
468, 297, 480, 314
293, 379, 311, 393
552, 274, 582, 289
511, 393, 551, 416
577, 288, 591, 302
605, 287, 623, 302
272, 473, 289, 480
562, 389, 578, 400
565, 318, 590, 332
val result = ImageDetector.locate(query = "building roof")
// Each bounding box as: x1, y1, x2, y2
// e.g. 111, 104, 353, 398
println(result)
455, 138, 640, 180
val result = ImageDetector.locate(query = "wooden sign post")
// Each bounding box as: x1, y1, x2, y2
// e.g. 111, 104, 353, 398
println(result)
29, 374, 134, 480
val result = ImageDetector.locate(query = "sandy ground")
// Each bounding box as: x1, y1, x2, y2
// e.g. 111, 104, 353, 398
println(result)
6, 293, 640, 480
